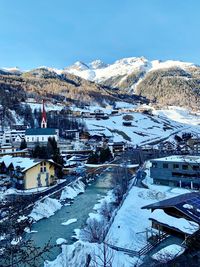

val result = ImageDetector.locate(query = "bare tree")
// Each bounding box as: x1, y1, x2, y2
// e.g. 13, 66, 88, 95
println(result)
99, 201, 114, 222
112, 166, 128, 205
92, 242, 114, 267
0, 198, 54, 267
81, 218, 107, 243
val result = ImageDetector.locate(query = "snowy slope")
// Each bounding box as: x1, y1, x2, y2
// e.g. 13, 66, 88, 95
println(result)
64, 57, 197, 89
65, 57, 150, 83
84, 110, 200, 145
153, 106, 200, 126
0, 67, 22, 75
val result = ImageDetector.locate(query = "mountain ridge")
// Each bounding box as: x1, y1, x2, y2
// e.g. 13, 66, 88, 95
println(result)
1, 56, 200, 110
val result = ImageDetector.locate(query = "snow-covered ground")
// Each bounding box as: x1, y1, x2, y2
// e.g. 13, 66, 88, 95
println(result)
30, 198, 62, 221
84, 110, 199, 144
45, 168, 192, 267
60, 180, 85, 200
29, 180, 85, 222
153, 106, 200, 126
22, 102, 64, 112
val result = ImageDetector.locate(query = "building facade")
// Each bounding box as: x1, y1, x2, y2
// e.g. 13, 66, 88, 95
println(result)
25, 128, 59, 148
0, 156, 57, 190
150, 156, 200, 189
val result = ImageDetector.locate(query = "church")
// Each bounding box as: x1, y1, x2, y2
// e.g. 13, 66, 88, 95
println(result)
25, 101, 59, 148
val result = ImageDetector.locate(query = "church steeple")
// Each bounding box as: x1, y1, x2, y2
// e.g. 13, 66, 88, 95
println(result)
41, 100, 47, 128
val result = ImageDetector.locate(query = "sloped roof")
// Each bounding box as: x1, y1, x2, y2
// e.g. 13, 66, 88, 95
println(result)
25, 128, 57, 136
150, 209, 199, 235
151, 155, 200, 164
0, 155, 56, 172
142, 192, 200, 224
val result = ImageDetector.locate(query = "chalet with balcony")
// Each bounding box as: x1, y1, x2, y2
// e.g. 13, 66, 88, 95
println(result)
142, 192, 200, 240
150, 156, 200, 189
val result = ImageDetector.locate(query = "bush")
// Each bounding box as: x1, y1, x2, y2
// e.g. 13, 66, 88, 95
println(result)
122, 114, 134, 121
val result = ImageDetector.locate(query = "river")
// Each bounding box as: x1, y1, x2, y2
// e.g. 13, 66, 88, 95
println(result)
27, 169, 113, 265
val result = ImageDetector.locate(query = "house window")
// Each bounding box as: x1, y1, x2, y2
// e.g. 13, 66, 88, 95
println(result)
163, 163, 168, 169
40, 167, 43, 173
32, 137, 34, 141
173, 164, 179, 169
152, 162, 157, 168
193, 165, 199, 171
44, 167, 46, 172
44, 162, 46, 166
42, 137, 44, 141
182, 164, 188, 170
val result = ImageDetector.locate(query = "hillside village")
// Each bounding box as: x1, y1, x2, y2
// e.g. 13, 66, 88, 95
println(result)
0, 92, 200, 266
2, 0, 200, 265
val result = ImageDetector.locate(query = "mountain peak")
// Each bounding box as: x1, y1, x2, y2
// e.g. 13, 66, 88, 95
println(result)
1, 67, 22, 75
68, 61, 89, 71
88, 59, 108, 69
115, 56, 148, 65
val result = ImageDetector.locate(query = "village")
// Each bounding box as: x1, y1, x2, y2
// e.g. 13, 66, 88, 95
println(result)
0, 99, 200, 266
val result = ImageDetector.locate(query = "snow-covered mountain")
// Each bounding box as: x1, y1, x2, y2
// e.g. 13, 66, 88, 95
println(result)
63, 57, 200, 109
1, 56, 200, 109
65, 57, 150, 85
0, 67, 22, 75
64, 57, 196, 90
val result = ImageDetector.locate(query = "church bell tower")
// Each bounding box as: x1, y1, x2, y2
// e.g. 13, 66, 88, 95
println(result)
41, 100, 47, 128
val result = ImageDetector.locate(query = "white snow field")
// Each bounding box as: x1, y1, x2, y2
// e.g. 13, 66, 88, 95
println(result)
153, 106, 200, 126
84, 108, 200, 145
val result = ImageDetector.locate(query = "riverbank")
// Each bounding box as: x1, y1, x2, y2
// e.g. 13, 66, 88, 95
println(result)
44, 170, 195, 267
25, 169, 113, 265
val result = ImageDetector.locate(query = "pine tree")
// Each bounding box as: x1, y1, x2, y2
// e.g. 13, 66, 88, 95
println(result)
20, 139, 27, 150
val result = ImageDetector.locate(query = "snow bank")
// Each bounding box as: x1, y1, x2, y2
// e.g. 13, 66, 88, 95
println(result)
152, 244, 185, 263
56, 238, 67, 245
44, 240, 140, 267
61, 219, 77, 226
60, 180, 85, 200
24, 228, 38, 233
29, 198, 62, 221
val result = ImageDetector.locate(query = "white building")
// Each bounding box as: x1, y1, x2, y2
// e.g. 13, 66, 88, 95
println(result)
25, 128, 59, 148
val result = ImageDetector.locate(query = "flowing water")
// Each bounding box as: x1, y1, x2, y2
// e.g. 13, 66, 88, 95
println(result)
27, 169, 113, 265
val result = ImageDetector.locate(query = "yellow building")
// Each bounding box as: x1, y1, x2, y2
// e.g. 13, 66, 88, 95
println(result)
22, 160, 57, 189
0, 155, 58, 190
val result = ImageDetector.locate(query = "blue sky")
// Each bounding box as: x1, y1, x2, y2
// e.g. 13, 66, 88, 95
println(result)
1, 0, 200, 69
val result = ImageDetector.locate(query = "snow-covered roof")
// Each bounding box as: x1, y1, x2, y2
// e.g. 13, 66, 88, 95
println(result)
142, 192, 200, 224
151, 244, 185, 263
150, 209, 199, 234
151, 155, 200, 164
0, 155, 55, 172
25, 128, 57, 136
